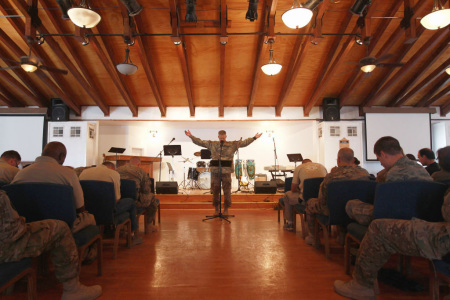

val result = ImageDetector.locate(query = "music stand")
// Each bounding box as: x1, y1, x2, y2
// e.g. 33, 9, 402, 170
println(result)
200, 149, 211, 159
287, 153, 303, 168
108, 147, 126, 166
164, 145, 181, 182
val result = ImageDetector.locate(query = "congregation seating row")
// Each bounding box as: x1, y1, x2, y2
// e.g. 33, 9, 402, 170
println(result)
279, 177, 449, 299
0, 179, 159, 299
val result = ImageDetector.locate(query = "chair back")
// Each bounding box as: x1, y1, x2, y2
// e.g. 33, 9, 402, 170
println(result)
284, 177, 293, 193
0, 181, 7, 189
150, 177, 155, 194
80, 180, 116, 225
120, 179, 137, 199
327, 180, 377, 225
302, 177, 324, 202
3, 183, 76, 228
373, 181, 447, 222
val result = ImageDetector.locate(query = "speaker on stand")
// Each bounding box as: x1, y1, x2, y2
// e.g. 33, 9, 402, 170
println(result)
51, 98, 70, 121
322, 98, 340, 121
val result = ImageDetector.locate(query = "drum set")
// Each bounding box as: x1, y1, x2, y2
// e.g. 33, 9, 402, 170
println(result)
187, 161, 211, 190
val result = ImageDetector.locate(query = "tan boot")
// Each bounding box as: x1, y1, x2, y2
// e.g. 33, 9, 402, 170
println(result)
334, 279, 376, 300
62, 277, 102, 300
214, 206, 219, 216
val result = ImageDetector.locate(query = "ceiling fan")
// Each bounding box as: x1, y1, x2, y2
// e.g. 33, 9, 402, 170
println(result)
0, 46, 68, 75
348, 53, 405, 74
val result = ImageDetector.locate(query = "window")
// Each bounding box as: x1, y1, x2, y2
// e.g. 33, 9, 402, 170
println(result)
70, 126, 81, 137
330, 126, 340, 137
347, 126, 357, 137
53, 127, 63, 137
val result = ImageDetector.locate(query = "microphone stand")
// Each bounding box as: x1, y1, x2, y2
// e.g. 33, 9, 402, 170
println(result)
273, 137, 277, 180
203, 141, 234, 223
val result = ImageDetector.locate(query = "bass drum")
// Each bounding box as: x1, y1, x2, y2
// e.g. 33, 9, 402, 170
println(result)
198, 172, 211, 189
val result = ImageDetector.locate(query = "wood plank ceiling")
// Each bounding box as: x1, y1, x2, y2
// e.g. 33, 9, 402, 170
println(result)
0, 0, 449, 117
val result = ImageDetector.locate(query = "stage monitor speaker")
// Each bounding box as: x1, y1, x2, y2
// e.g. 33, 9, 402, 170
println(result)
254, 181, 277, 194
156, 181, 178, 194
51, 98, 69, 121
323, 98, 340, 121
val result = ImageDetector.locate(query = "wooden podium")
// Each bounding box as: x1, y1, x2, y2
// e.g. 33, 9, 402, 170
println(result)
103, 155, 161, 177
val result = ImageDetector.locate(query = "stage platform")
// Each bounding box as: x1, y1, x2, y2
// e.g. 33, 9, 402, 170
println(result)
157, 188, 283, 210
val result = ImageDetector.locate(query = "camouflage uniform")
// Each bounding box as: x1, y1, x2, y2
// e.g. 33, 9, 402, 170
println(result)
0, 190, 79, 283
346, 156, 432, 225
0, 160, 20, 184
117, 163, 157, 223
353, 190, 450, 288
189, 135, 257, 208
306, 166, 370, 235
432, 170, 450, 183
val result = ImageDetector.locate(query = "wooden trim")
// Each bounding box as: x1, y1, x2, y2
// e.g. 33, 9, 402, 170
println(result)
362, 107, 436, 114
0, 107, 48, 114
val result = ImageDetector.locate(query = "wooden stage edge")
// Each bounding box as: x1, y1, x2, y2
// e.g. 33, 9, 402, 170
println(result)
157, 190, 283, 210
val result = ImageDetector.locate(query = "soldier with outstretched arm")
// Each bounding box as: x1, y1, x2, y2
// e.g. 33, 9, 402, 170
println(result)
185, 130, 262, 216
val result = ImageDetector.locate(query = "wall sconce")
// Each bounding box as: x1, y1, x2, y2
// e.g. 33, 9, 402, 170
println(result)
149, 130, 158, 137
266, 130, 274, 138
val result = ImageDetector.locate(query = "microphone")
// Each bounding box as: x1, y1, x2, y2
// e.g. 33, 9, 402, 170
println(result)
171, 138, 175, 142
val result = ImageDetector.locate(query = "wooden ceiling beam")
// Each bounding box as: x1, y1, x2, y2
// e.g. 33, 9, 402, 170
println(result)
247, 0, 267, 117
40, 0, 110, 116
0, 84, 25, 106
2, 1, 81, 114
421, 79, 450, 107
0, 69, 43, 106
439, 97, 450, 116
392, 44, 449, 107
168, 0, 195, 116
391, 57, 450, 107
363, 27, 449, 108
0, 44, 47, 105
368, 1, 402, 53
0, 90, 18, 106
134, 17, 167, 117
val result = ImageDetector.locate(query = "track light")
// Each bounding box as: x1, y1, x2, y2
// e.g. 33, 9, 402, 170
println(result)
245, 0, 259, 22
37, 36, 45, 45
420, 0, 450, 30
301, 0, 323, 10
185, 0, 197, 22
349, 0, 371, 16
120, 0, 143, 17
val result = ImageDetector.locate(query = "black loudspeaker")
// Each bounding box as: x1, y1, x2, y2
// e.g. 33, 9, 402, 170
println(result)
51, 98, 69, 121
254, 181, 277, 194
156, 181, 178, 194
323, 98, 340, 121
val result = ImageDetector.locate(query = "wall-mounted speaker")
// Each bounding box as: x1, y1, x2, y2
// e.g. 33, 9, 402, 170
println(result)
156, 181, 178, 194
254, 181, 277, 194
51, 98, 69, 121
323, 98, 340, 121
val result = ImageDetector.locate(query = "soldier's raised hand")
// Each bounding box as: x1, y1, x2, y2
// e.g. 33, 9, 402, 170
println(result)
185, 130, 192, 137
254, 132, 262, 139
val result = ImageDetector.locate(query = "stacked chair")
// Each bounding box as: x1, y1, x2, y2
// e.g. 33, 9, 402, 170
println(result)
3, 183, 103, 276
80, 180, 132, 259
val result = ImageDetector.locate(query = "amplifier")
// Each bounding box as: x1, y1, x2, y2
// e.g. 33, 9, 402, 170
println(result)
156, 181, 178, 194
254, 181, 277, 194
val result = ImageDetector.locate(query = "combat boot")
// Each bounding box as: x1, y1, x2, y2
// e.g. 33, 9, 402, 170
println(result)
62, 277, 102, 300
334, 279, 376, 300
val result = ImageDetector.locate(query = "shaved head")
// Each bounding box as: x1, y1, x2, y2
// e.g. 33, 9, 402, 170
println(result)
302, 159, 312, 164
42, 142, 67, 165
338, 148, 354, 164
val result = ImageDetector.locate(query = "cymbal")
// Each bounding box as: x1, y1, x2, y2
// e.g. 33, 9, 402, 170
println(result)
194, 151, 201, 157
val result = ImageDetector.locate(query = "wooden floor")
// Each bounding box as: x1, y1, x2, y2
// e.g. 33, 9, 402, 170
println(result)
4, 209, 437, 299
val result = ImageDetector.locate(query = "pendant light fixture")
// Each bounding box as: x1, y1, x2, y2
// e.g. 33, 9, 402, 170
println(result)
282, 0, 313, 29
68, 0, 101, 28
420, 0, 450, 30
446, 67, 450, 75
116, 45, 138, 75
261, 39, 282, 76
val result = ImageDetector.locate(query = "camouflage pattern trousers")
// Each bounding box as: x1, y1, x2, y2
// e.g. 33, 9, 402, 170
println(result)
354, 219, 450, 288
282, 191, 301, 223
346, 199, 373, 225
0, 219, 79, 283
305, 197, 329, 236
211, 172, 232, 208
137, 198, 158, 225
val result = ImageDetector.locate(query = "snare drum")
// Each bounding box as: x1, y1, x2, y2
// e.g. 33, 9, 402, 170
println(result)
188, 167, 199, 180
246, 159, 255, 179
198, 172, 211, 189
197, 161, 206, 168
235, 159, 243, 178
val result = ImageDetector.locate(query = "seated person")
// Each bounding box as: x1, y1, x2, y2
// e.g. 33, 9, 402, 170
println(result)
0, 150, 21, 184
432, 146, 450, 183
281, 159, 327, 231
418, 148, 440, 176
117, 157, 158, 229
79, 162, 142, 245
346, 136, 431, 225
11, 142, 95, 233
334, 189, 450, 300
0, 190, 102, 300
305, 148, 370, 245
